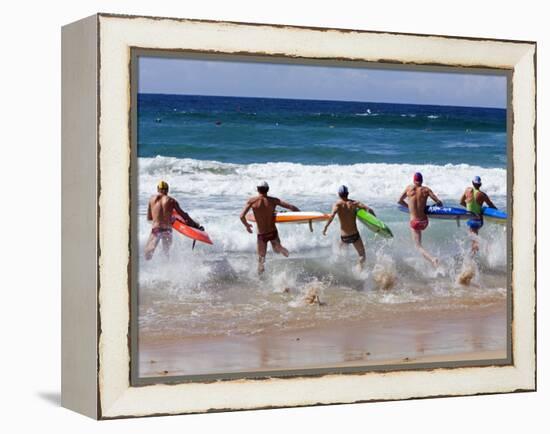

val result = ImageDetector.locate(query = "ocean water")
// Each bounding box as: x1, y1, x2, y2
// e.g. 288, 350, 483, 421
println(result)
137, 94, 507, 339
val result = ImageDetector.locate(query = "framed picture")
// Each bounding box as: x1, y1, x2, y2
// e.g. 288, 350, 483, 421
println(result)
61, 13, 536, 419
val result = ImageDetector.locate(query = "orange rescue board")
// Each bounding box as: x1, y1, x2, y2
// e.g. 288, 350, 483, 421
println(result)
171, 210, 213, 245
246, 211, 330, 224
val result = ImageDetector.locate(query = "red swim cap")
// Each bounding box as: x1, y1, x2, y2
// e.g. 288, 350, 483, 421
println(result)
413, 172, 423, 184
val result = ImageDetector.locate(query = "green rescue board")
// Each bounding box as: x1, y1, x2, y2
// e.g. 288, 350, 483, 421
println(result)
356, 209, 393, 238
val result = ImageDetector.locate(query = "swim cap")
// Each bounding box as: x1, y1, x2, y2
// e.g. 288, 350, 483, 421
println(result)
338, 185, 349, 195
472, 176, 482, 184
157, 180, 169, 191
257, 181, 269, 189
413, 172, 423, 184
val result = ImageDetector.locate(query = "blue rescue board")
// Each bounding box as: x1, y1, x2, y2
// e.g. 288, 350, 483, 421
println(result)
398, 205, 471, 220
482, 206, 507, 225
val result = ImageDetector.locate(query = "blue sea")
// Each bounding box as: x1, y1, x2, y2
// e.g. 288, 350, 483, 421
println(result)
138, 94, 506, 167
137, 93, 507, 362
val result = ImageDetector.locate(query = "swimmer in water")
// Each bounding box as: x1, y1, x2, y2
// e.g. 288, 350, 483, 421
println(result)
323, 185, 376, 270
459, 176, 497, 255
239, 181, 300, 274
398, 172, 443, 267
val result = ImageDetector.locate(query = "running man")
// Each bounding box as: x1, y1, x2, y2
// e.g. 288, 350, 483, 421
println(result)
144, 181, 203, 260
459, 176, 497, 254
322, 185, 376, 270
398, 172, 443, 267
240, 181, 300, 274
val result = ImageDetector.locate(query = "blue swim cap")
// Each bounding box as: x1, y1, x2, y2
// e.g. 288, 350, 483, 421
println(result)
472, 176, 481, 184
338, 185, 349, 195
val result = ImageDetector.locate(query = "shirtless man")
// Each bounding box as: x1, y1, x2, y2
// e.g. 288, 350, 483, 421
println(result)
398, 172, 443, 267
144, 181, 202, 260
240, 181, 300, 274
459, 176, 497, 255
322, 185, 375, 270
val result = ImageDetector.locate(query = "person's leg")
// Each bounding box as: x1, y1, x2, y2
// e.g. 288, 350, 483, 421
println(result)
144, 232, 160, 260
161, 232, 173, 258
469, 227, 480, 255
271, 238, 289, 257
338, 238, 345, 254
411, 228, 438, 267
257, 237, 268, 274
352, 238, 366, 269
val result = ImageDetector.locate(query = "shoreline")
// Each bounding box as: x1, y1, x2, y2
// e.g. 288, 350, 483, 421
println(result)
138, 302, 507, 378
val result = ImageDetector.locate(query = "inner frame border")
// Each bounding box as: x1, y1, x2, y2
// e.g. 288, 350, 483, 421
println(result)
128, 47, 514, 387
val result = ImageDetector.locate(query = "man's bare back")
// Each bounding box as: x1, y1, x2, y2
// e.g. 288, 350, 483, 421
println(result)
144, 182, 201, 260
333, 199, 362, 236
148, 194, 177, 229
148, 193, 199, 229
404, 185, 432, 221
248, 195, 279, 234
241, 194, 299, 234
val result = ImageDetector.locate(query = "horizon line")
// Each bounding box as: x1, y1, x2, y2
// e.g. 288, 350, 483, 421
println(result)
137, 91, 507, 110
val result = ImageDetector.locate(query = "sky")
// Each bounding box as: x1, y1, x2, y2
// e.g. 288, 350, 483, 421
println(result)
138, 56, 507, 108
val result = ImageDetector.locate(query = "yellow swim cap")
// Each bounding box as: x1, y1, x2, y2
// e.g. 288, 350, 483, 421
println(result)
157, 180, 169, 191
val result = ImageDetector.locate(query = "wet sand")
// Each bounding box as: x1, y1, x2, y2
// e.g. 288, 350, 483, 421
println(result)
138, 302, 507, 378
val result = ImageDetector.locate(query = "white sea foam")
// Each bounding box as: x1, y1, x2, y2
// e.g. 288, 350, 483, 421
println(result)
354, 110, 379, 116
138, 156, 507, 202
137, 156, 507, 266
442, 142, 495, 149
137, 156, 507, 337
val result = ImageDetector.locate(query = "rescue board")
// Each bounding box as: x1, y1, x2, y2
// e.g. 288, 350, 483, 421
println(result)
246, 211, 330, 224
171, 210, 213, 245
481, 206, 507, 225
398, 205, 471, 220
356, 209, 393, 238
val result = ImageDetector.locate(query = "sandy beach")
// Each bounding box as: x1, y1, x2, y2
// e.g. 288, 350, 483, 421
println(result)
138, 300, 507, 378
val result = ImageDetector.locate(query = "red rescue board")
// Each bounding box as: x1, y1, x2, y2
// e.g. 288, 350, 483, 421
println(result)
171, 210, 213, 245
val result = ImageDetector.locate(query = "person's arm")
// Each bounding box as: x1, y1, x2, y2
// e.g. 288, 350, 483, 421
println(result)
428, 189, 443, 206
239, 200, 254, 234
276, 198, 300, 212
459, 190, 467, 208
398, 189, 408, 208
174, 200, 202, 229
357, 201, 376, 217
147, 201, 153, 222
483, 193, 497, 209
322, 204, 338, 236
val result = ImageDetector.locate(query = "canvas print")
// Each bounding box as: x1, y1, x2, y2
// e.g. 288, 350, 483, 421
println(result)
134, 55, 509, 380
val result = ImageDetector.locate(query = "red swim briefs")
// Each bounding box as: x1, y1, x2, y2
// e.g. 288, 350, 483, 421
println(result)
410, 218, 429, 231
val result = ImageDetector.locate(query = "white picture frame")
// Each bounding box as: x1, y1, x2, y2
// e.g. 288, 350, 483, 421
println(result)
61, 13, 536, 419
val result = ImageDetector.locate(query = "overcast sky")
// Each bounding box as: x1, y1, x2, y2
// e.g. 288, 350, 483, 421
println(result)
138, 56, 507, 108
